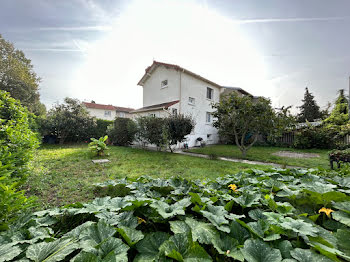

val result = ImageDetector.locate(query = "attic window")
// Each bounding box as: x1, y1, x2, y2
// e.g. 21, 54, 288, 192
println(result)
161, 80, 168, 88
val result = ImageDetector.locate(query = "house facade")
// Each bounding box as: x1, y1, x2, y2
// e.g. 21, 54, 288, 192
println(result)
132, 61, 252, 147
83, 102, 134, 120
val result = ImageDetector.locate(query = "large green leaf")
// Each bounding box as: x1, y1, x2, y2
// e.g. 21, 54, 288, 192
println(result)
134, 232, 170, 262
0, 242, 22, 262
160, 233, 211, 261
26, 238, 79, 262
150, 198, 191, 219
184, 217, 219, 245
290, 248, 333, 262
280, 217, 319, 237
212, 233, 244, 261
96, 237, 129, 262
72, 252, 99, 262
201, 204, 230, 233
336, 229, 350, 256
333, 202, 350, 213
117, 226, 144, 246
229, 220, 250, 245
78, 221, 117, 252
234, 192, 261, 208
242, 239, 282, 262
332, 211, 350, 227
278, 240, 293, 259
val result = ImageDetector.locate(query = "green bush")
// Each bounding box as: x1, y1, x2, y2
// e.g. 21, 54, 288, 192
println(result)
107, 117, 138, 146
90, 119, 114, 137
42, 98, 96, 144
136, 114, 194, 151
0, 91, 38, 230
293, 126, 336, 149
2, 168, 350, 261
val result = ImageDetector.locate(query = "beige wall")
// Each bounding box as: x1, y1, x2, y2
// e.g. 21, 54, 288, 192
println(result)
86, 108, 116, 120
179, 72, 221, 146
143, 66, 181, 107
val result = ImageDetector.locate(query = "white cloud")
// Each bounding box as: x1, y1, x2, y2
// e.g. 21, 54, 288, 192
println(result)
235, 16, 350, 24
72, 0, 273, 108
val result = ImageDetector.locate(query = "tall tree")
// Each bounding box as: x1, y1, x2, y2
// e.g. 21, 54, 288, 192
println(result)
297, 87, 322, 122
212, 94, 280, 156
324, 89, 349, 125
0, 34, 45, 116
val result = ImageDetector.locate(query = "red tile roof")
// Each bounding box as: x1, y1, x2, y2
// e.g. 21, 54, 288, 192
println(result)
131, 100, 179, 113
83, 102, 134, 112
137, 61, 221, 88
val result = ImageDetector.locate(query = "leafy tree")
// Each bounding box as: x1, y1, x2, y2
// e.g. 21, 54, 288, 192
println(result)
136, 116, 167, 150
0, 34, 46, 116
107, 118, 137, 146
166, 114, 194, 152
297, 87, 322, 122
212, 94, 279, 156
324, 89, 349, 125
43, 97, 96, 144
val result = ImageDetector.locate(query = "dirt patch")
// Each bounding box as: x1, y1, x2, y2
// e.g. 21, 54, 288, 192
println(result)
273, 151, 320, 159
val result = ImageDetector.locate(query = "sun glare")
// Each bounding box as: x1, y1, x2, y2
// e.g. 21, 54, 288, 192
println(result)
73, 0, 270, 107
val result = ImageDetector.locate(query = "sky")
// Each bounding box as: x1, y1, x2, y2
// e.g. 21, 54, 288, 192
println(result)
0, 0, 349, 112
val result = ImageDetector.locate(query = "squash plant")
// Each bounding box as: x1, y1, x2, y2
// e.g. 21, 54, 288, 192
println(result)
89, 135, 108, 156
1, 168, 350, 261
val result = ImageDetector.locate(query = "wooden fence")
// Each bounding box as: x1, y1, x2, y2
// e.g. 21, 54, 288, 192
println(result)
277, 133, 350, 146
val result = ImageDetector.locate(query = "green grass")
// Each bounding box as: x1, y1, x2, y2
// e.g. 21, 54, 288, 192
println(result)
26, 144, 269, 208
187, 145, 330, 169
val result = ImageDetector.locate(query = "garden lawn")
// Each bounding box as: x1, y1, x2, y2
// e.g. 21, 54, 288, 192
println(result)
26, 144, 269, 208
187, 145, 330, 169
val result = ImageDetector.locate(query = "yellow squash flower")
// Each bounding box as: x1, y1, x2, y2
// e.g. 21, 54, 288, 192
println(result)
137, 217, 146, 224
228, 184, 237, 192
318, 207, 334, 217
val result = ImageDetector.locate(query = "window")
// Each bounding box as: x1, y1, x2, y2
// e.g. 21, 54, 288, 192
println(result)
188, 97, 195, 105
161, 79, 168, 88
104, 111, 111, 117
119, 112, 125, 117
172, 108, 178, 115
206, 87, 213, 100
149, 113, 156, 117
206, 112, 211, 123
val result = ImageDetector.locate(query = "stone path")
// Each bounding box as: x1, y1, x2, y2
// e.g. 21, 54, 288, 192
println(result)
175, 151, 303, 169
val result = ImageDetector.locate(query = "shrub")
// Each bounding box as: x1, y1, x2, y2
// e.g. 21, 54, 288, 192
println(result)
88, 119, 113, 139
107, 117, 137, 146
136, 116, 166, 150
0, 91, 38, 230
293, 125, 336, 149
0, 91, 39, 181
43, 98, 96, 144
135, 114, 194, 151
89, 135, 108, 156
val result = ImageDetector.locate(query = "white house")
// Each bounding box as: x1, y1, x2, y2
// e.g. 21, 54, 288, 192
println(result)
131, 61, 253, 147
83, 102, 134, 120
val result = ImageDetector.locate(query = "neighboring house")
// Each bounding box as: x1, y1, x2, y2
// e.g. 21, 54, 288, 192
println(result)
131, 61, 253, 147
83, 101, 134, 120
